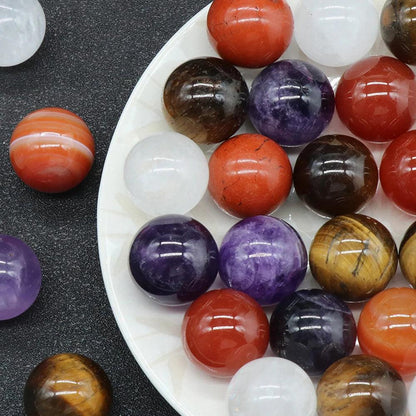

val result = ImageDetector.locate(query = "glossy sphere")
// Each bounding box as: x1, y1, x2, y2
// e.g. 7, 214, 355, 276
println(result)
399, 221, 416, 286
380, 130, 416, 214
293, 135, 378, 217
163, 57, 249, 144
124, 132, 208, 216
129, 215, 218, 305
24, 353, 112, 416
0, 0, 46, 67
270, 289, 356, 376
10, 108, 95, 193
182, 289, 269, 377
336, 56, 416, 142
208, 134, 292, 218
408, 375, 416, 416
207, 0, 293, 68
0, 235, 41, 320
219, 216, 307, 305
294, 0, 378, 67
358, 287, 416, 375
381, 0, 416, 65
228, 357, 317, 416
309, 214, 398, 302
317, 355, 407, 416
249, 60, 334, 147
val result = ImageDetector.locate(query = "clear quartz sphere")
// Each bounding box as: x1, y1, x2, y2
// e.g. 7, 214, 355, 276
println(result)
0, 0, 46, 67
294, 0, 379, 67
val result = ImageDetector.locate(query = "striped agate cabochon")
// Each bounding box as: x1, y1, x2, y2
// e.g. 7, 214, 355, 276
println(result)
10, 108, 95, 193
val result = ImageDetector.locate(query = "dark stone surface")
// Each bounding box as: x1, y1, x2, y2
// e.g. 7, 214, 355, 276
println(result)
0, 0, 209, 415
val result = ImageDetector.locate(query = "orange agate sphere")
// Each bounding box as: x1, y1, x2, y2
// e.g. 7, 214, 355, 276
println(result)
10, 107, 95, 193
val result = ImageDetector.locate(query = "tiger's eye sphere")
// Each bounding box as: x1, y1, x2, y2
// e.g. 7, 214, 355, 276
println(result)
317, 355, 407, 416
400, 221, 416, 287
24, 353, 112, 416
293, 135, 378, 217
163, 57, 249, 144
309, 214, 398, 302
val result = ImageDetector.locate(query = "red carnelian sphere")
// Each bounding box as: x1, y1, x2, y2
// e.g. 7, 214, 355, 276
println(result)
182, 288, 269, 377
207, 0, 294, 68
336, 56, 416, 142
380, 130, 416, 214
208, 134, 292, 218
358, 287, 416, 375
10, 107, 95, 193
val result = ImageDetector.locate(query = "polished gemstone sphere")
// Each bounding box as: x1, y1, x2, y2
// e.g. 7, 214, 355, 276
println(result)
293, 135, 378, 217
0, 0, 46, 67
317, 355, 407, 416
0, 235, 42, 320
381, 0, 416, 65
124, 132, 208, 216
294, 0, 378, 67
129, 215, 218, 305
207, 0, 293, 68
208, 134, 292, 218
228, 357, 317, 416
358, 287, 416, 375
400, 221, 416, 287
380, 130, 416, 214
249, 59, 334, 147
182, 289, 269, 377
219, 215, 307, 305
10, 107, 95, 193
408, 375, 416, 416
309, 214, 398, 302
336, 55, 416, 142
24, 353, 112, 416
163, 57, 249, 144
270, 289, 356, 376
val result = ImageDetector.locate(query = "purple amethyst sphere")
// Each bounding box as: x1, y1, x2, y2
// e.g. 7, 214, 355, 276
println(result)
0, 235, 42, 320
249, 59, 335, 146
219, 215, 307, 305
129, 215, 219, 305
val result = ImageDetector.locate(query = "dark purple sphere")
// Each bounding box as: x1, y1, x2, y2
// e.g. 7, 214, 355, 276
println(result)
219, 215, 307, 305
129, 215, 219, 305
249, 59, 335, 146
0, 235, 42, 320
270, 289, 357, 376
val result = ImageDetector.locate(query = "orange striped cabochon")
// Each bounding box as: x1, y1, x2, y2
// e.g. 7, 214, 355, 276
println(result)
10, 108, 95, 193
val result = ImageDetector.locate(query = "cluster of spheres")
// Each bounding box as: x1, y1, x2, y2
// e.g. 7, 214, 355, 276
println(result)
122, 0, 416, 415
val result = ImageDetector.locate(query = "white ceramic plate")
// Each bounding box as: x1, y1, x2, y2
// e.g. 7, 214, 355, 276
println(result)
97, 2, 415, 415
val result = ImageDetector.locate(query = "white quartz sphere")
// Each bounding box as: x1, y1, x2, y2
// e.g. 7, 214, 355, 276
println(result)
124, 132, 209, 217
228, 357, 317, 416
409, 376, 416, 416
0, 0, 46, 67
294, 0, 379, 67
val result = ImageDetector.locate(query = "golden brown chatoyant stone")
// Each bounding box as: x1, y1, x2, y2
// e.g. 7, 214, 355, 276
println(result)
24, 353, 112, 416
309, 214, 398, 302
399, 221, 416, 286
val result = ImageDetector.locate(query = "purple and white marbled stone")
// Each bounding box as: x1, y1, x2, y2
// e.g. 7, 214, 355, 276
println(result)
129, 214, 219, 305
249, 59, 335, 147
219, 216, 307, 305
0, 235, 42, 320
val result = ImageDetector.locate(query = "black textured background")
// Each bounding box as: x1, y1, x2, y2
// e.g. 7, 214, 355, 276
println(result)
0, 1, 209, 414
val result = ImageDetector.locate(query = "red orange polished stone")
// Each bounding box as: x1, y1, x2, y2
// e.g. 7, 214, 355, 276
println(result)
358, 287, 416, 375
182, 288, 269, 377
208, 134, 292, 218
336, 56, 416, 143
207, 0, 293, 68
10, 107, 95, 193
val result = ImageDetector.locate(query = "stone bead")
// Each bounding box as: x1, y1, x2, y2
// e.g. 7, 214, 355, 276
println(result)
400, 221, 416, 287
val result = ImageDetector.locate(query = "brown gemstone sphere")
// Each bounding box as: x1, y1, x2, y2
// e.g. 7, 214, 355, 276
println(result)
293, 135, 378, 217
24, 353, 112, 416
163, 57, 249, 144
317, 355, 407, 416
381, 0, 416, 65
309, 214, 398, 301
400, 221, 416, 287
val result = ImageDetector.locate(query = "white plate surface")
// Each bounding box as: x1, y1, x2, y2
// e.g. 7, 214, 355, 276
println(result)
97, 2, 416, 415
